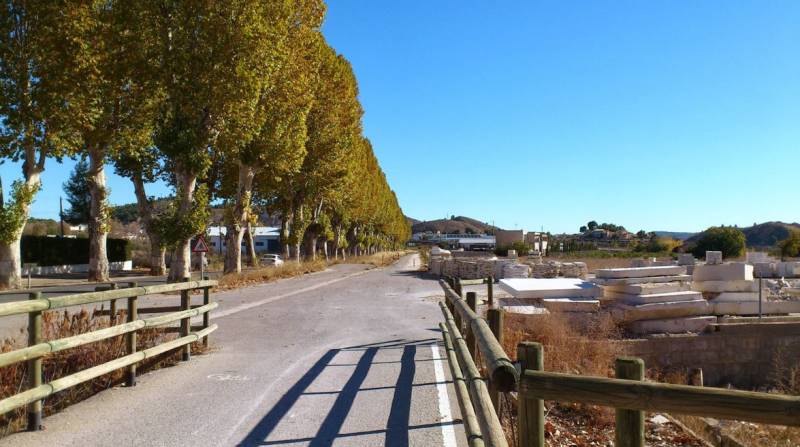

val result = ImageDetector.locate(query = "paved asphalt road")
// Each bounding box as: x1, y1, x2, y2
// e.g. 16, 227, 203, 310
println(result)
3, 254, 466, 447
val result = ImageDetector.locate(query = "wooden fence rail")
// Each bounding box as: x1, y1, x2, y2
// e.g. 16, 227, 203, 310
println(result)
0, 279, 218, 431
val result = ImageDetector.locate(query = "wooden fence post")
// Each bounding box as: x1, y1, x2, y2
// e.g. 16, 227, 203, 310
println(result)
455, 278, 463, 297
487, 275, 494, 307
518, 342, 544, 447
487, 308, 504, 410
615, 357, 645, 447
96, 285, 115, 326
202, 276, 210, 348
465, 292, 477, 360
180, 279, 191, 361
126, 282, 138, 386
26, 291, 43, 431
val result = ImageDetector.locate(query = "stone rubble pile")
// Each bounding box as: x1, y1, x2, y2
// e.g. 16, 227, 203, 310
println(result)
531, 261, 559, 278
560, 262, 588, 279
592, 265, 710, 335
502, 262, 530, 279
457, 260, 482, 280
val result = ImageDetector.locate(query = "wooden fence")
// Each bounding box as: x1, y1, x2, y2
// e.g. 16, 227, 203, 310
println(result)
0, 279, 217, 431
439, 276, 800, 447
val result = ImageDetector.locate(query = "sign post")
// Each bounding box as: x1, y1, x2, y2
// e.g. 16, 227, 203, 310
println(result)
192, 236, 210, 280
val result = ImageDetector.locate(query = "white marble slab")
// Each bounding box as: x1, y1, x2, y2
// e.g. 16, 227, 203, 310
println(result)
595, 266, 686, 279
498, 278, 602, 299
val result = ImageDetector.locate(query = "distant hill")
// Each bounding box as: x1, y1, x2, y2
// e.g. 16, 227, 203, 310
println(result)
410, 216, 501, 235
654, 231, 697, 241
686, 221, 800, 248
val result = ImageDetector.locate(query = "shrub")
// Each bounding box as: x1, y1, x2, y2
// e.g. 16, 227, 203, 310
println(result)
21, 236, 131, 266
779, 230, 800, 259
494, 241, 531, 256
690, 226, 746, 259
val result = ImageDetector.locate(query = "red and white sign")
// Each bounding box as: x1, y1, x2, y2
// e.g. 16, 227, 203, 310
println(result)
192, 236, 210, 253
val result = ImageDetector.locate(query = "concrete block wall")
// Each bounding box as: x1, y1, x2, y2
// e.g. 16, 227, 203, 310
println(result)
620, 322, 800, 388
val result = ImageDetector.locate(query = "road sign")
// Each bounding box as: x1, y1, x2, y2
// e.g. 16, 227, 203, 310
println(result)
192, 236, 210, 253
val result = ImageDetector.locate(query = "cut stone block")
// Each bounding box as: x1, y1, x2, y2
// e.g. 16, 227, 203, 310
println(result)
592, 275, 692, 286
706, 251, 723, 265
692, 280, 759, 293
604, 282, 690, 295
605, 290, 703, 305
541, 298, 600, 313
610, 299, 710, 322
692, 263, 753, 282
628, 316, 716, 335
678, 254, 696, 266
497, 298, 550, 315
712, 300, 800, 316
498, 278, 602, 299
708, 292, 760, 302
596, 266, 686, 279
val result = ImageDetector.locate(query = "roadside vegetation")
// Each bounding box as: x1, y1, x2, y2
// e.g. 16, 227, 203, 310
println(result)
0, 0, 409, 290
0, 310, 206, 437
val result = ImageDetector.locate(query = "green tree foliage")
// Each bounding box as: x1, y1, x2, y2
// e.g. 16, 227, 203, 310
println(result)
779, 230, 800, 259
691, 226, 746, 259
587, 221, 598, 230
63, 159, 91, 224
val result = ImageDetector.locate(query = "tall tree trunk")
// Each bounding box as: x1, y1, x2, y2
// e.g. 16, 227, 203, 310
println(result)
323, 240, 329, 261
280, 215, 291, 260
87, 148, 110, 282
0, 165, 42, 289
244, 221, 257, 267
167, 171, 197, 282
223, 163, 255, 274
131, 174, 165, 275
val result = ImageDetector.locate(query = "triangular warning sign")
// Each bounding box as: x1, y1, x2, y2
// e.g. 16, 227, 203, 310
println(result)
192, 236, 210, 253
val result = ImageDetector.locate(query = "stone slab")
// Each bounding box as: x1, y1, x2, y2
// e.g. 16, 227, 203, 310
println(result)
541, 298, 600, 313
595, 266, 686, 279
603, 282, 690, 295
497, 298, 550, 315
692, 263, 753, 282
692, 280, 759, 293
628, 316, 717, 335
706, 251, 723, 265
707, 292, 760, 302
498, 278, 602, 299
605, 290, 703, 305
712, 300, 800, 316
610, 299, 710, 322
591, 275, 692, 286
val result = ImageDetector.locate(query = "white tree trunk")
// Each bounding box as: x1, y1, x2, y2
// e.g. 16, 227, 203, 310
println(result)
167, 171, 197, 282
132, 174, 165, 276
244, 222, 257, 267
0, 239, 22, 289
149, 236, 166, 276
223, 163, 254, 274
88, 149, 109, 282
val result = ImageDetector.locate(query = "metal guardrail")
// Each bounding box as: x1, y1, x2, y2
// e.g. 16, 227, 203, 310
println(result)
439, 275, 800, 447
0, 279, 218, 431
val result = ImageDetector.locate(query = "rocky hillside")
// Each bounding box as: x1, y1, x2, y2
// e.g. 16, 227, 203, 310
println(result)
409, 215, 500, 234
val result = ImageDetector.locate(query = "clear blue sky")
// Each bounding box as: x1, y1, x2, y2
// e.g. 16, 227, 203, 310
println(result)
4, 1, 799, 234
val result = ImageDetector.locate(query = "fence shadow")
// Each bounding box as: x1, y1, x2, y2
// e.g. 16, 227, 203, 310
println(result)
237, 338, 454, 447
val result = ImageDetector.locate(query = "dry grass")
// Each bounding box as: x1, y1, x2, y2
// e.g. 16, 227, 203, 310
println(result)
332, 250, 409, 268
0, 309, 207, 437
216, 259, 328, 290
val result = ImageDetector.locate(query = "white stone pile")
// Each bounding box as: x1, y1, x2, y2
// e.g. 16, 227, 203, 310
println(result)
429, 258, 443, 276
502, 262, 530, 279
493, 258, 515, 279
592, 265, 711, 335
498, 278, 602, 314
692, 252, 800, 315
476, 259, 496, 278
457, 260, 481, 280
560, 262, 588, 279
531, 261, 559, 278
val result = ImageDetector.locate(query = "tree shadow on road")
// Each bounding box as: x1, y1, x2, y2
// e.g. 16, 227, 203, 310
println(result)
237, 338, 459, 447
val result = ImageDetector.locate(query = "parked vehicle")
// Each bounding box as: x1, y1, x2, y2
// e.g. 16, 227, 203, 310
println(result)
260, 254, 284, 266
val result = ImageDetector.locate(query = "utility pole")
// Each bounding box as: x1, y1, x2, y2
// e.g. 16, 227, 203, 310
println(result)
59, 197, 65, 238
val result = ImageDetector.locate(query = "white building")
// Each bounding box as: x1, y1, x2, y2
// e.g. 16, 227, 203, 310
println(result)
206, 226, 281, 254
